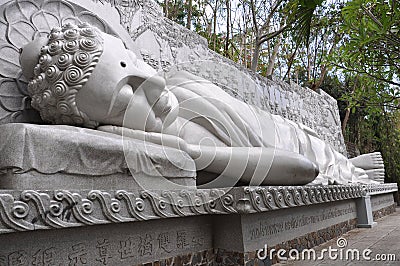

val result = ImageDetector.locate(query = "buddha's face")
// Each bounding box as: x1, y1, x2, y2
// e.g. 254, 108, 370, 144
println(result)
20, 24, 177, 131
75, 33, 168, 131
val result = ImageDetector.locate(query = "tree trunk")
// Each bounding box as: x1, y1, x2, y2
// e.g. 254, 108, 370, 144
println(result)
224, 0, 231, 57
342, 107, 351, 134
283, 46, 298, 81
307, 46, 311, 82
164, 0, 169, 17
213, 7, 217, 51
251, 39, 261, 71
313, 34, 340, 90
312, 66, 328, 90
266, 35, 282, 76
242, 32, 247, 67
186, 0, 192, 30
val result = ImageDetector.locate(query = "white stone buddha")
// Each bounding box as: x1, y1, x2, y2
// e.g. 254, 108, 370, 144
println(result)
19, 23, 383, 187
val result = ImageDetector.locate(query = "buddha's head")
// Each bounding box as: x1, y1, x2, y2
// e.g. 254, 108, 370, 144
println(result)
20, 23, 170, 131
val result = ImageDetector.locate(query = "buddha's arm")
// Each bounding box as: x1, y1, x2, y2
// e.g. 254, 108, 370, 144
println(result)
98, 125, 188, 150
99, 126, 318, 185
190, 145, 318, 185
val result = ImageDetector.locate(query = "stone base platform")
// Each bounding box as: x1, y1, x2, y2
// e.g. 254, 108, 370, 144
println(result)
0, 184, 397, 265
0, 123, 197, 191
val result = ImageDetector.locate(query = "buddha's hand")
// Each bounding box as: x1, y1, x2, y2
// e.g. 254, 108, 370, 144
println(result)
151, 88, 179, 129
97, 125, 189, 153
139, 76, 179, 129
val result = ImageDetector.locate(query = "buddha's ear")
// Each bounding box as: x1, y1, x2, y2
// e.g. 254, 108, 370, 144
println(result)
19, 37, 48, 80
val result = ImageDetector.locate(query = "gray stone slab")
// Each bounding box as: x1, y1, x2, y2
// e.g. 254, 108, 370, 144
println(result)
0, 216, 213, 265
371, 194, 395, 212
0, 186, 396, 265
0, 123, 196, 190
213, 214, 244, 252
276, 208, 400, 266
356, 196, 376, 228
241, 200, 357, 251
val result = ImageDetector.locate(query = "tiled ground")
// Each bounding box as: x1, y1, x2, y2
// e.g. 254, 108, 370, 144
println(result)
276, 208, 400, 266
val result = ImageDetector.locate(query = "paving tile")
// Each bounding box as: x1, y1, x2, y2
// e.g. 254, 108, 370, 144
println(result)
275, 208, 400, 266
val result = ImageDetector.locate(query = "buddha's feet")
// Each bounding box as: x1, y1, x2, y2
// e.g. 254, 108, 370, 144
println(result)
365, 168, 385, 183
350, 152, 384, 170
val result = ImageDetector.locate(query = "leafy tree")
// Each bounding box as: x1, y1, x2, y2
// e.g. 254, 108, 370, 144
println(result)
281, 1, 342, 87
334, 0, 400, 88
322, 73, 400, 185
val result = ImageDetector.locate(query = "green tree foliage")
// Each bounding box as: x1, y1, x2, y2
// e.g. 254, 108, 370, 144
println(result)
282, 1, 342, 87
348, 106, 400, 186
326, 1, 400, 185
334, 0, 400, 88
322, 73, 400, 186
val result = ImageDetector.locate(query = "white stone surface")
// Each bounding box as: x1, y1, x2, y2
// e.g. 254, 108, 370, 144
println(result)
0, 123, 196, 190
0, 0, 347, 156
242, 200, 357, 250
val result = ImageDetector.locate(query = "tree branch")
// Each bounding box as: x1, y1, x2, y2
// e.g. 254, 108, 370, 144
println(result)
332, 63, 400, 87
257, 24, 287, 45
250, 0, 259, 33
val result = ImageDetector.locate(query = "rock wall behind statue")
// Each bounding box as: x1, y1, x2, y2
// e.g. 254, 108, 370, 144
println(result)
107, 0, 346, 155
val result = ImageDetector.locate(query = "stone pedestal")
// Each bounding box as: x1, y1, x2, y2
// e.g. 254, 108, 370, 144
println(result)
0, 184, 397, 265
0, 124, 196, 191
356, 195, 376, 228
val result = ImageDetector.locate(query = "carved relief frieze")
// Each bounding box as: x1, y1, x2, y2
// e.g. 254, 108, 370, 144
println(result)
0, 184, 390, 234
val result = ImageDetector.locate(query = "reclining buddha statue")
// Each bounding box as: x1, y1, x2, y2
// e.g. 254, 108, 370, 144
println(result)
19, 23, 383, 187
